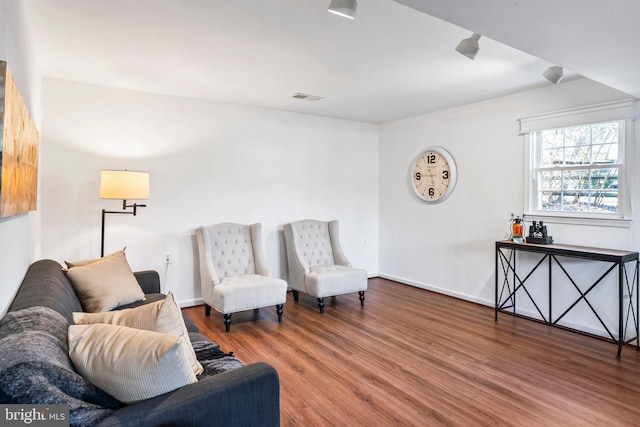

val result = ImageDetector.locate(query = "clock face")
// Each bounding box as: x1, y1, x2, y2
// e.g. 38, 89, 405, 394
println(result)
411, 146, 457, 203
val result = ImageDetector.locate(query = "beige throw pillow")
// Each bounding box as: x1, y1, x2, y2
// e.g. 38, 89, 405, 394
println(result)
65, 250, 145, 312
73, 292, 203, 375
68, 324, 197, 404
65, 248, 124, 269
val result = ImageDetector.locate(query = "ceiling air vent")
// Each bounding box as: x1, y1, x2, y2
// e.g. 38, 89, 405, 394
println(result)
292, 93, 323, 101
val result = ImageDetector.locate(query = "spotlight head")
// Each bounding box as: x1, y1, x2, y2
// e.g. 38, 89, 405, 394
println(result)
328, 0, 357, 19
543, 66, 564, 84
455, 32, 481, 60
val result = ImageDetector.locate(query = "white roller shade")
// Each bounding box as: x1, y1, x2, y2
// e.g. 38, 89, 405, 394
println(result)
518, 99, 636, 135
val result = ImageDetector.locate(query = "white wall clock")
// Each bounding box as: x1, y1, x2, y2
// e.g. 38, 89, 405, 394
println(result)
411, 146, 457, 203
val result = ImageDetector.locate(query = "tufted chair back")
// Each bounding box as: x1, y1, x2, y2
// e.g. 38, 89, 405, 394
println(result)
290, 220, 336, 267
196, 223, 271, 285
209, 223, 256, 279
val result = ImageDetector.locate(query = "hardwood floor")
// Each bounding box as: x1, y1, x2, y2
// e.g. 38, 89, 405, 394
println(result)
182, 277, 640, 426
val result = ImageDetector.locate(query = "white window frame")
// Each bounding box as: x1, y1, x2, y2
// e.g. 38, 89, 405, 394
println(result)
521, 100, 635, 228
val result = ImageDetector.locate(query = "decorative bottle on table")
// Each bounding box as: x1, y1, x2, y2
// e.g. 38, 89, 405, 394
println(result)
511, 216, 524, 243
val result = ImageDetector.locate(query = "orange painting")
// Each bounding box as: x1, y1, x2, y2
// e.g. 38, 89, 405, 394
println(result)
0, 60, 39, 218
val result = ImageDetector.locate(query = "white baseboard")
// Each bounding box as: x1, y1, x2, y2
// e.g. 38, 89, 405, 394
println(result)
377, 272, 494, 307
178, 297, 203, 308
377, 272, 628, 341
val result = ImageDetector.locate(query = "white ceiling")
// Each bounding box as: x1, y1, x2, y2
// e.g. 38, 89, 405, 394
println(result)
22, 0, 637, 124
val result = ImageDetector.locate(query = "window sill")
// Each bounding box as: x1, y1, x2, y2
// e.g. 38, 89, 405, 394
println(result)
523, 213, 632, 229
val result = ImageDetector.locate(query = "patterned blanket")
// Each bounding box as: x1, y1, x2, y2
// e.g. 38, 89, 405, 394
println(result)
193, 340, 245, 379
0, 307, 122, 427
0, 306, 244, 427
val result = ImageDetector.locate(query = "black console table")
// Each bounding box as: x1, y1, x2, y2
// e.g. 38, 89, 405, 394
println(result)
495, 240, 639, 358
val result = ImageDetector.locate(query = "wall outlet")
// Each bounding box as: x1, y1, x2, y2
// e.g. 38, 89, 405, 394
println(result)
163, 251, 172, 264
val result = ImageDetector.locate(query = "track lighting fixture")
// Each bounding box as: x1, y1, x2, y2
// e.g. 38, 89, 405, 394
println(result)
328, 0, 358, 19
455, 32, 481, 60
543, 66, 564, 84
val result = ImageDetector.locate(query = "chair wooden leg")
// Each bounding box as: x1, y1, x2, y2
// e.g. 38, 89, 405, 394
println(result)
317, 297, 325, 314
223, 313, 232, 332
204, 304, 211, 317
292, 289, 299, 302
359, 291, 365, 307
276, 304, 284, 322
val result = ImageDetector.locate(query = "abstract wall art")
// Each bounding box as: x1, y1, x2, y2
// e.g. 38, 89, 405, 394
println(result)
0, 60, 39, 218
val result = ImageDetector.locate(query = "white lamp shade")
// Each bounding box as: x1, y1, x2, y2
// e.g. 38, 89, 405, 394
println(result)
99, 170, 150, 200
328, 0, 357, 19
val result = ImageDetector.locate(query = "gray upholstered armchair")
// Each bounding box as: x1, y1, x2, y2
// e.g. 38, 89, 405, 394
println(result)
195, 223, 287, 332
283, 219, 367, 314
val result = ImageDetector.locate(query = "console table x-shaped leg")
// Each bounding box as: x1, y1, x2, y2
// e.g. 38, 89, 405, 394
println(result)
495, 241, 639, 359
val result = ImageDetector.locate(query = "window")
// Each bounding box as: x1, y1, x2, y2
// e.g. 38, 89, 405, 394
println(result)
534, 121, 622, 214
521, 100, 635, 224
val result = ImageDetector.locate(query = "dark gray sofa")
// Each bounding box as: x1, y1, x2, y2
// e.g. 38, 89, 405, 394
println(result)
2, 259, 280, 427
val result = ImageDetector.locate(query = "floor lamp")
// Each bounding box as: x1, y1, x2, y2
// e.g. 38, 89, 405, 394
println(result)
99, 170, 150, 257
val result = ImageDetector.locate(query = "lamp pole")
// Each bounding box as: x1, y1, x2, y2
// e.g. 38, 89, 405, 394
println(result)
100, 200, 146, 257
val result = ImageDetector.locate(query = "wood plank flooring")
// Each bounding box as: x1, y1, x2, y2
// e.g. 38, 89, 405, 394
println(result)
182, 277, 640, 426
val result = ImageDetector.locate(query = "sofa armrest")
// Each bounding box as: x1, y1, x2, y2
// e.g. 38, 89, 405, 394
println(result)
96, 362, 279, 427
133, 270, 160, 294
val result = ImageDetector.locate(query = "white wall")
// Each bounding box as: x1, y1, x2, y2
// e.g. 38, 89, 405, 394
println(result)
5, 6, 637, 340
0, 0, 42, 315
379, 77, 638, 337
40, 79, 379, 306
